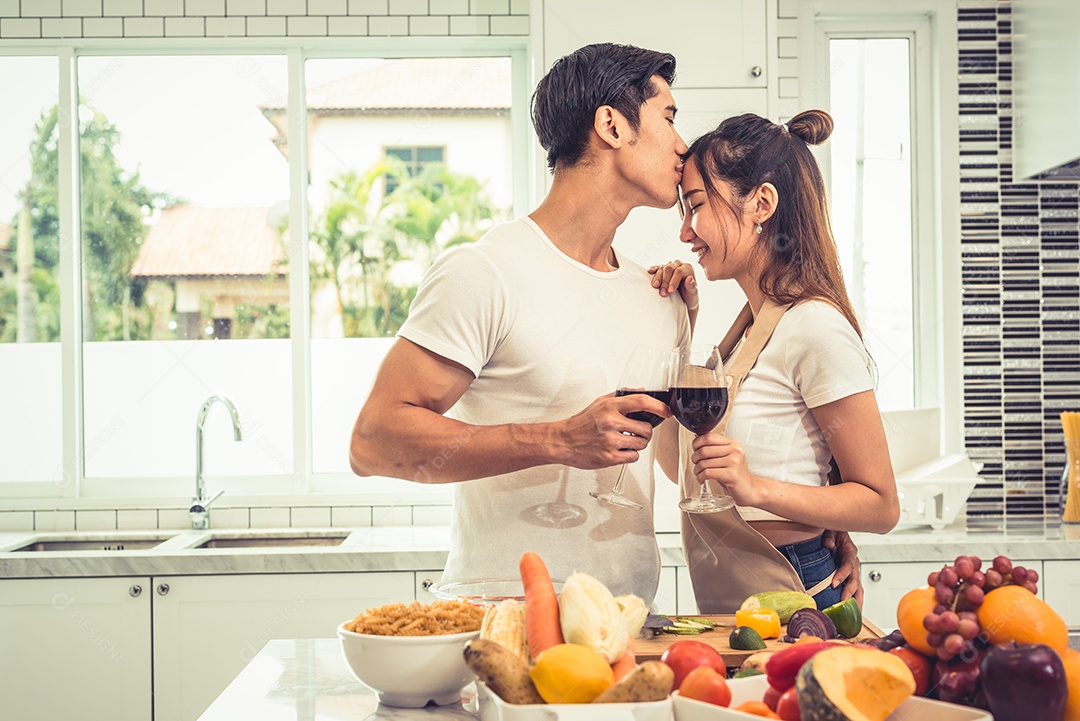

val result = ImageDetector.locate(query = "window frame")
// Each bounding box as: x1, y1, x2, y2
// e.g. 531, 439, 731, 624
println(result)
382, 144, 448, 194
0, 38, 531, 502
801, 1, 962, 453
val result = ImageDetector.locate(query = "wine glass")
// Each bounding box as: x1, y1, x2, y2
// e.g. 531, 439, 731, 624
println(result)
590, 346, 672, 510
671, 343, 734, 514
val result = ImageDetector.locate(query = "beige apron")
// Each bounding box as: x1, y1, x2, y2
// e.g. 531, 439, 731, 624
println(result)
679, 300, 834, 613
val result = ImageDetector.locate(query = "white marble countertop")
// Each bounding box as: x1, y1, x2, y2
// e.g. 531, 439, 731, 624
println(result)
197, 637, 479, 720
3, 519, 1080, 580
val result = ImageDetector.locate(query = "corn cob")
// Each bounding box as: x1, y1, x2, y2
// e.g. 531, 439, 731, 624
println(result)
479, 598, 529, 665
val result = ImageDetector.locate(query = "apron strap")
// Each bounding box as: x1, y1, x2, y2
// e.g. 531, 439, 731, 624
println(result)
715, 299, 792, 435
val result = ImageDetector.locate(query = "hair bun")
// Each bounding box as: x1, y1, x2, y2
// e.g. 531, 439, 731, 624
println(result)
787, 109, 833, 145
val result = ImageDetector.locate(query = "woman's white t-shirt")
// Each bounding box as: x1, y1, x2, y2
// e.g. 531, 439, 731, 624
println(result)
724, 301, 875, 522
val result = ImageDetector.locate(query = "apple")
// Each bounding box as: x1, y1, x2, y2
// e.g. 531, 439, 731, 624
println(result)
980, 642, 1067, 721
660, 640, 727, 692
776, 685, 801, 721
679, 666, 732, 707
888, 645, 933, 696
932, 648, 989, 708
763, 683, 782, 710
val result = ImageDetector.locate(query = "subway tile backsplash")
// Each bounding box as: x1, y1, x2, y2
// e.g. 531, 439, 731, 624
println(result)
0, 0, 529, 38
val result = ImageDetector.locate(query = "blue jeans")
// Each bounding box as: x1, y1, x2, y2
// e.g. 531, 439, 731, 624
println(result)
775, 534, 843, 610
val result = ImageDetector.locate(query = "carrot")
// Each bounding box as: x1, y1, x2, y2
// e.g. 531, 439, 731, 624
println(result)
519, 551, 563, 661
611, 637, 637, 682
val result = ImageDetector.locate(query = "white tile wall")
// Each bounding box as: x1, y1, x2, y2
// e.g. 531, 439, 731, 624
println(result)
0, 512, 35, 532
35, 510, 76, 532
291, 506, 332, 527
75, 509, 117, 530
0, 0, 529, 37
117, 509, 159, 530
211, 507, 251, 528
251, 506, 291, 527
331, 506, 373, 527
372, 505, 412, 526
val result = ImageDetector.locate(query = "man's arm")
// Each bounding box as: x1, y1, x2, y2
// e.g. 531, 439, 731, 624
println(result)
349, 338, 671, 484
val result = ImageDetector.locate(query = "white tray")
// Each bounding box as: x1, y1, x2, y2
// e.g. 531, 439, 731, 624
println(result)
476, 681, 672, 721
672, 676, 993, 721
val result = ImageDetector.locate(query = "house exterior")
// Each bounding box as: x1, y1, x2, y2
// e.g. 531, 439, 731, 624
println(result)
259, 56, 514, 215
130, 205, 288, 339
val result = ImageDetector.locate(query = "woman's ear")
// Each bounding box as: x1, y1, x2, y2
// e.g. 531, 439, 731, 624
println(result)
754, 183, 779, 223
593, 105, 624, 150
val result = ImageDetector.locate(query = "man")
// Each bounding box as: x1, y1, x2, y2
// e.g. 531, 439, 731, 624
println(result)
350, 43, 690, 603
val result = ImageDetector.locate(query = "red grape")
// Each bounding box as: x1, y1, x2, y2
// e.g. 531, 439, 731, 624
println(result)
970, 556, 982, 572
943, 633, 965, 656
968, 571, 985, 588
928, 570, 940, 586
954, 556, 974, 579
992, 555, 1012, 574
1027, 568, 1039, 583
1012, 566, 1029, 584
1022, 581, 1038, 594
935, 583, 955, 605
940, 611, 960, 633
940, 567, 959, 587
985, 569, 1003, 588
957, 618, 981, 639
961, 584, 984, 607
926, 632, 945, 647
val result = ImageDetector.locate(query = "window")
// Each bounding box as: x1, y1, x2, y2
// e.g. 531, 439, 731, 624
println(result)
811, 10, 946, 417
384, 146, 446, 194
0, 56, 62, 485
829, 38, 915, 410
0, 47, 525, 499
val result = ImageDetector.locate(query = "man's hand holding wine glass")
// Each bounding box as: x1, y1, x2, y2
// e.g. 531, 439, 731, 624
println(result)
554, 392, 670, 470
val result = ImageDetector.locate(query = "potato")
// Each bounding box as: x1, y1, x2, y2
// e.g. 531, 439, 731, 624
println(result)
463, 638, 545, 705
591, 661, 673, 703
740, 650, 776, 674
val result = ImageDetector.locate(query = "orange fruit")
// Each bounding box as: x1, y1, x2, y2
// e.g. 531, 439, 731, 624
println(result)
896, 586, 937, 657
976, 585, 1068, 653
1063, 648, 1080, 721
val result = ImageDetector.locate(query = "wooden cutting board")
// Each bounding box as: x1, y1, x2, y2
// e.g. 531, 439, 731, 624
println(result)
634, 615, 886, 667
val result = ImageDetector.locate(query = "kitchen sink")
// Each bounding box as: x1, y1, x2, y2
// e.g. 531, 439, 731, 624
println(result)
193, 533, 349, 549
12, 533, 177, 552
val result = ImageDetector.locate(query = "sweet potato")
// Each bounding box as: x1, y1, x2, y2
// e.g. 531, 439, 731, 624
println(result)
591, 661, 672, 703
463, 638, 545, 705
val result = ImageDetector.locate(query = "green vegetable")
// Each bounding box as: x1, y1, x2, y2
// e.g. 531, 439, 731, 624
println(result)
729, 626, 767, 651
740, 591, 817, 624
822, 597, 863, 638
733, 667, 765, 678
661, 618, 715, 635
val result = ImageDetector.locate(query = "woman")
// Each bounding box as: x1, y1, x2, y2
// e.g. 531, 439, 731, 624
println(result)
651, 109, 900, 612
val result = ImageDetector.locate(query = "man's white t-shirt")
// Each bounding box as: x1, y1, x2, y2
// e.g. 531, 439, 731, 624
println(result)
724, 300, 875, 522
398, 217, 691, 604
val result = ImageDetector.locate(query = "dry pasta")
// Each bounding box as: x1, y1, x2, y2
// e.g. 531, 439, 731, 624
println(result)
344, 600, 485, 636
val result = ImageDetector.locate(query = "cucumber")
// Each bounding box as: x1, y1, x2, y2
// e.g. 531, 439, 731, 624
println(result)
740, 591, 817, 624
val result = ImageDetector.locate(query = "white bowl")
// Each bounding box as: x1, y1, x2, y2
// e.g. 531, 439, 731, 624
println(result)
671, 676, 992, 720
337, 622, 480, 708
428, 577, 564, 605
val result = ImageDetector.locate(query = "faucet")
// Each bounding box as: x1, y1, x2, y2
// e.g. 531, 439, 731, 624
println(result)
190, 394, 243, 530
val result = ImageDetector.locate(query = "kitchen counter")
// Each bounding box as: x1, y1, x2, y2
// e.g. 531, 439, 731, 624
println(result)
197, 637, 479, 721
2, 518, 1080, 579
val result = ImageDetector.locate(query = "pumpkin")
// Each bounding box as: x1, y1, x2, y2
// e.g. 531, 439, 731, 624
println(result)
795, 645, 915, 721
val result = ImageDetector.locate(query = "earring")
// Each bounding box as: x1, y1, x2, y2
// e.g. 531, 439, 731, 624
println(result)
755, 219, 763, 235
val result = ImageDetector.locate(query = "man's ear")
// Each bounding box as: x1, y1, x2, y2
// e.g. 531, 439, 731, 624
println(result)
754, 182, 779, 223
594, 105, 624, 150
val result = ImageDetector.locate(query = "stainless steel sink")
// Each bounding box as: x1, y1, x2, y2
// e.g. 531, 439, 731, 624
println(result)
193, 533, 349, 549
12, 533, 176, 552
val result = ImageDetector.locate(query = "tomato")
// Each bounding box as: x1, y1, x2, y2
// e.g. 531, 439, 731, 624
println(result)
762, 683, 782, 711
679, 666, 732, 707
733, 700, 782, 717
889, 645, 933, 696
776, 686, 802, 721
660, 640, 727, 692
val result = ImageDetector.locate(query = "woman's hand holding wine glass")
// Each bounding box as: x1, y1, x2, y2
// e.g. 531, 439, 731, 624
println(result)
670, 344, 735, 514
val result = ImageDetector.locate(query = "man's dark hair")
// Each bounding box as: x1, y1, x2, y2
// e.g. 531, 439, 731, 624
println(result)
531, 43, 677, 172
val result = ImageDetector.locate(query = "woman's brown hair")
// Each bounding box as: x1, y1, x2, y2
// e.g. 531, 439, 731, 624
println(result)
686, 109, 862, 336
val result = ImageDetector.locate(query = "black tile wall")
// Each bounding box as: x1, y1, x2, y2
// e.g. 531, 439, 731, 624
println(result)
959, 0, 1080, 523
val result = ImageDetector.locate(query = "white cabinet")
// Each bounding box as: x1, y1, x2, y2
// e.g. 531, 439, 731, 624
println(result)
0, 577, 152, 721
152, 571, 415, 721
542, 0, 767, 89
675, 565, 699, 615
1042, 560, 1080, 628
862, 559, 1045, 632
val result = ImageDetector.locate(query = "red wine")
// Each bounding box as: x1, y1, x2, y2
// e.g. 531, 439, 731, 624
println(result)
670, 386, 728, 435
616, 389, 671, 427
